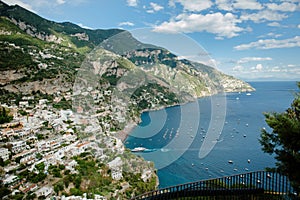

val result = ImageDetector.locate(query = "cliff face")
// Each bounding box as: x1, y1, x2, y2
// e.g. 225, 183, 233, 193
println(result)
0, 1, 257, 198
0, 1, 253, 98
0, 0, 255, 132
124, 48, 254, 98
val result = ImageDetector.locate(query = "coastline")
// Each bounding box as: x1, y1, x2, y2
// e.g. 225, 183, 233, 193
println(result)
117, 89, 256, 143
118, 101, 186, 143
118, 122, 137, 142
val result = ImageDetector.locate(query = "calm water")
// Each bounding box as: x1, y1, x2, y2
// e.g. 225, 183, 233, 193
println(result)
125, 81, 298, 188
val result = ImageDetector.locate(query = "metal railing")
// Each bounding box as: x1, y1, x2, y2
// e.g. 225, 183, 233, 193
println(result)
132, 171, 297, 199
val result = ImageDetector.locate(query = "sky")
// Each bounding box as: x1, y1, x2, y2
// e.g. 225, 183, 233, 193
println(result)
2, 0, 300, 81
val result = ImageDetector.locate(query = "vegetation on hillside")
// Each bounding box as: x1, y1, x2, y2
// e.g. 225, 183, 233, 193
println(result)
0, 106, 13, 124
0, 2, 257, 199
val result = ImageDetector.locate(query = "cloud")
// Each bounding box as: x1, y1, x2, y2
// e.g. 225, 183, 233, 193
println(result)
154, 12, 243, 38
216, 0, 233, 11
255, 63, 263, 71
216, 0, 264, 11
2, 0, 35, 12
267, 22, 281, 27
56, 0, 66, 5
266, 2, 299, 12
267, 32, 282, 38
233, 0, 263, 10
232, 65, 244, 71
118, 21, 135, 26
3, 0, 87, 11
237, 57, 272, 64
146, 2, 163, 13
240, 9, 288, 23
150, 2, 163, 11
77, 23, 93, 30
231, 62, 300, 80
168, 0, 176, 8
258, 32, 282, 39
127, 0, 138, 7
234, 36, 300, 50
172, 0, 213, 11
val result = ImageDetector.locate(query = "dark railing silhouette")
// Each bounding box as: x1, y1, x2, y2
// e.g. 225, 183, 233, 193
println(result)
132, 171, 297, 200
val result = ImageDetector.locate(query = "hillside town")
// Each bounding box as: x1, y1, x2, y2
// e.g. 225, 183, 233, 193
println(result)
0, 90, 157, 200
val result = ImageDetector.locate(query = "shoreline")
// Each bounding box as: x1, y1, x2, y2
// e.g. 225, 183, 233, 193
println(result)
118, 122, 138, 142
118, 101, 185, 143
118, 90, 256, 143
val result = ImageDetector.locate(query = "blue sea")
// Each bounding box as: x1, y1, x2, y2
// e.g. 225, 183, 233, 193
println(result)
125, 81, 298, 188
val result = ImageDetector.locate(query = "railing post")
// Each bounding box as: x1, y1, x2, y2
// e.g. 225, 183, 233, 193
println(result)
130, 170, 296, 200
250, 172, 252, 189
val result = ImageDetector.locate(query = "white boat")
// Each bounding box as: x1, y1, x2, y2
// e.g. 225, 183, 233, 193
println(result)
246, 93, 252, 96
228, 160, 233, 164
131, 147, 146, 152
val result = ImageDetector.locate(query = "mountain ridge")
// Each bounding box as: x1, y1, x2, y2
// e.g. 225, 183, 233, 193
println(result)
0, 1, 257, 199
0, 0, 254, 132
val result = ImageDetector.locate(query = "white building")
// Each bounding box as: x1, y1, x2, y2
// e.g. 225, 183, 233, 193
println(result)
10, 140, 27, 153
0, 147, 10, 161
35, 186, 53, 198
65, 160, 78, 174
3, 175, 19, 186
111, 170, 123, 180
19, 101, 29, 108
38, 99, 48, 109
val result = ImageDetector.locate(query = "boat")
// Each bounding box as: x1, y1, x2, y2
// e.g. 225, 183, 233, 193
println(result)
228, 160, 233, 164
246, 93, 252, 96
247, 159, 251, 163
131, 147, 146, 152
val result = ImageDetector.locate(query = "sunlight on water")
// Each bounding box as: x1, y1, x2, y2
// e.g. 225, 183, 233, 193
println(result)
126, 81, 298, 188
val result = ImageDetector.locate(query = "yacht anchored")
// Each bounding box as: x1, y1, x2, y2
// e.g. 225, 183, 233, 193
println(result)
131, 147, 146, 152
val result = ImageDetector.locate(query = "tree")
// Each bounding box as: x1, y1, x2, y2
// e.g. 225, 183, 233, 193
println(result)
259, 82, 300, 194
0, 106, 13, 124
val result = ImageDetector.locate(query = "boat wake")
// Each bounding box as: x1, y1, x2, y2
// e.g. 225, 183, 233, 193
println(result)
160, 148, 171, 152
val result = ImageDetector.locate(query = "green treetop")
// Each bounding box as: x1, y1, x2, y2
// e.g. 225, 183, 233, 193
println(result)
0, 107, 13, 124
260, 82, 300, 194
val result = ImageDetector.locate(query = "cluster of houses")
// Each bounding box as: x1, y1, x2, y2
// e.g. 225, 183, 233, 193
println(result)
0, 94, 128, 199
0, 78, 159, 199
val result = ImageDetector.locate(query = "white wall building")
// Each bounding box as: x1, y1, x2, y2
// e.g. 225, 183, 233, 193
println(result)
111, 170, 123, 180
35, 186, 53, 198
10, 140, 27, 153
0, 148, 10, 161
